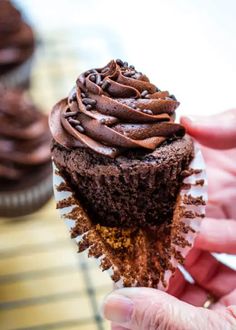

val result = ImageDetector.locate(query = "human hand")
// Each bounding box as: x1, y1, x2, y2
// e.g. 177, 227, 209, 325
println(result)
181, 109, 236, 253
102, 110, 236, 330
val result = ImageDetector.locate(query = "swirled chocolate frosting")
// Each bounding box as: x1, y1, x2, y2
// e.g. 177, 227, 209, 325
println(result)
0, 0, 34, 74
0, 88, 51, 182
50, 59, 185, 158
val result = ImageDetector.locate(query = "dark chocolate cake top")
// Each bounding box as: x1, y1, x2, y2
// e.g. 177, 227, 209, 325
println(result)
0, 87, 51, 180
0, 0, 34, 73
50, 59, 185, 158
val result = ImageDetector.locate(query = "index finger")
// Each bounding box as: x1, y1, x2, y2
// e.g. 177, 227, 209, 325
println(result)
184, 248, 236, 298
180, 110, 236, 149
195, 218, 236, 254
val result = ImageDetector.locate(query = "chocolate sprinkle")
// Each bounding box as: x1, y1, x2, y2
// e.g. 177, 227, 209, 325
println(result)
90, 75, 96, 82
82, 98, 97, 106
169, 94, 177, 101
123, 71, 134, 77
75, 125, 85, 133
101, 80, 110, 90
64, 111, 78, 118
96, 74, 101, 85
116, 59, 124, 67
68, 118, 81, 125
101, 67, 109, 73
84, 69, 97, 77
141, 90, 149, 98
86, 105, 92, 111
142, 109, 153, 115
69, 92, 77, 102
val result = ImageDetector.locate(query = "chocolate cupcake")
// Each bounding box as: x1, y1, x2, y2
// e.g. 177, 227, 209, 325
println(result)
0, 87, 52, 217
0, 0, 35, 88
50, 60, 207, 289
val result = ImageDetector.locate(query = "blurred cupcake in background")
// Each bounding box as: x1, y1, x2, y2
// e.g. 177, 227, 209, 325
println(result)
0, 0, 35, 88
0, 86, 52, 217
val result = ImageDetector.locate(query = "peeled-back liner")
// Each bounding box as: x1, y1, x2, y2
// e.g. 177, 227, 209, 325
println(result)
53, 143, 207, 290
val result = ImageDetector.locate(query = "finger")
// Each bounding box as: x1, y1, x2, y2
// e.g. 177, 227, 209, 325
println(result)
168, 268, 210, 307
206, 203, 226, 219
185, 249, 236, 298
180, 109, 236, 149
179, 282, 209, 307
195, 218, 236, 253
167, 268, 187, 297
102, 288, 236, 330
213, 288, 236, 311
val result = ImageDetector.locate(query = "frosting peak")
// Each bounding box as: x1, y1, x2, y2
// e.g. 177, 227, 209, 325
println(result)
50, 60, 185, 158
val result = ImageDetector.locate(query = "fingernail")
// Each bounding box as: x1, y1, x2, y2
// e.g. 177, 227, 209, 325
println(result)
102, 293, 134, 323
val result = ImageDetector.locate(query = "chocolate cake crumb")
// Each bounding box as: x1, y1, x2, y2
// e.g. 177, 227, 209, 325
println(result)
194, 169, 203, 174
100, 257, 113, 270
182, 183, 191, 190
96, 225, 134, 250
195, 179, 204, 186
111, 272, 122, 283
56, 196, 75, 209
173, 249, 185, 265
71, 222, 90, 238
183, 194, 206, 206
195, 212, 205, 218
78, 236, 90, 252
183, 210, 196, 218
181, 168, 194, 177
54, 169, 60, 176
181, 168, 202, 178
56, 182, 72, 192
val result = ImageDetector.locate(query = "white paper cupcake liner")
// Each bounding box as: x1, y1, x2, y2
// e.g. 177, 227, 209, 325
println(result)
53, 142, 207, 290
0, 56, 33, 89
0, 173, 53, 218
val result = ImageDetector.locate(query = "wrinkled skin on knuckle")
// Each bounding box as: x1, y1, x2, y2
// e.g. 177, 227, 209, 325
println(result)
220, 308, 236, 330
135, 301, 180, 330
194, 309, 234, 330
133, 302, 236, 330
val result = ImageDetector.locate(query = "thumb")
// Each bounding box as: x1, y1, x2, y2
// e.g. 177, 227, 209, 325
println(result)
180, 109, 236, 149
102, 288, 235, 330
